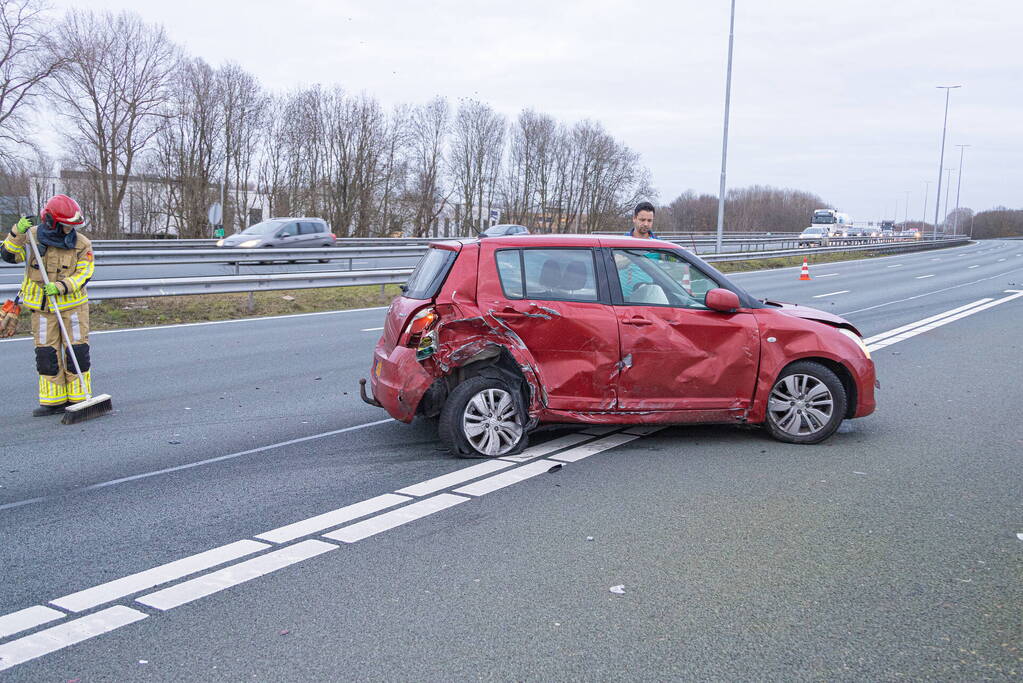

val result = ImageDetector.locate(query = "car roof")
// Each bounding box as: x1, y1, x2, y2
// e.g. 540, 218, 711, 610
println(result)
431, 233, 684, 249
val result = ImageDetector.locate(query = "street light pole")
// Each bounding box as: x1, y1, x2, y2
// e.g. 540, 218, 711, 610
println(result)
904, 190, 910, 225
953, 144, 970, 234
922, 180, 931, 227
933, 85, 961, 239
715, 0, 736, 254
942, 167, 955, 232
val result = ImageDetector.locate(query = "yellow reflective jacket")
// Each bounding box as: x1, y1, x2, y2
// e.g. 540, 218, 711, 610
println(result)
0, 225, 95, 311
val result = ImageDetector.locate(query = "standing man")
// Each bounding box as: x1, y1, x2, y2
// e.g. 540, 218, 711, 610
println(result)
1, 195, 95, 416
625, 201, 659, 239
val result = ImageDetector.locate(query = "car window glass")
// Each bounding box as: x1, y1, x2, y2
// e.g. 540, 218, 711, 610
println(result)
613, 249, 717, 309
298, 222, 314, 235
404, 247, 457, 300
521, 249, 597, 302
495, 249, 523, 298
279, 222, 299, 237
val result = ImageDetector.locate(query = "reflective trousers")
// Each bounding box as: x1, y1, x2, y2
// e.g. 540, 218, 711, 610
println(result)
31, 305, 91, 406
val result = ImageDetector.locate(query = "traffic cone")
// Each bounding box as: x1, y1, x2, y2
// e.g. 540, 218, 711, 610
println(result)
682, 264, 692, 293
799, 257, 812, 280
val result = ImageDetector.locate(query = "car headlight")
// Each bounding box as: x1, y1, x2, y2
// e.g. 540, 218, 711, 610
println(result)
216, 239, 225, 247
837, 327, 871, 359
238, 239, 261, 248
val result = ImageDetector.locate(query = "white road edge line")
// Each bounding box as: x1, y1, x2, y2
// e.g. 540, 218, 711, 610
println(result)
866, 291, 1023, 352
549, 433, 641, 462
813, 290, 849, 298
454, 459, 562, 497
839, 267, 1023, 316
51, 539, 270, 613
0, 306, 389, 344
0, 418, 396, 513
0, 606, 147, 672
137, 540, 337, 611
863, 298, 993, 345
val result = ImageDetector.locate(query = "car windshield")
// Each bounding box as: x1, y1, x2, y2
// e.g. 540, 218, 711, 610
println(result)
803, 228, 822, 234
240, 220, 285, 236
812, 215, 836, 224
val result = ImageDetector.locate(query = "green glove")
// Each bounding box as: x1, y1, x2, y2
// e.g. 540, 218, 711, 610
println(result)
12, 216, 31, 234
44, 282, 60, 297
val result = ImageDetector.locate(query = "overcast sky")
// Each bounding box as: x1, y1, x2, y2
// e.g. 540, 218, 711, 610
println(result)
53, 0, 1022, 222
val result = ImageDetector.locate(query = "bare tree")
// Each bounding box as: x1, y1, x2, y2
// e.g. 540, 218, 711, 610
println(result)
0, 0, 61, 164
219, 61, 266, 230
407, 97, 449, 237
46, 10, 177, 236
450, 99, 504, 235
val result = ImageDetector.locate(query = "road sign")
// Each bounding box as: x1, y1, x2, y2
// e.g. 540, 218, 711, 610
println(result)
208, 203, 222, 226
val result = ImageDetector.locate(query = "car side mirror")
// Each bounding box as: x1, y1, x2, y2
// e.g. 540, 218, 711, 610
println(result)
705, 288, 740, 313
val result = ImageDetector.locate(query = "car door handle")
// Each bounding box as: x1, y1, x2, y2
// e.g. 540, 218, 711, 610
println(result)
622, 316, 653, 326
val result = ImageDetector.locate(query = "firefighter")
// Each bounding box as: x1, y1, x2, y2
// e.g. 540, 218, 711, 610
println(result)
0, 195, 95, 416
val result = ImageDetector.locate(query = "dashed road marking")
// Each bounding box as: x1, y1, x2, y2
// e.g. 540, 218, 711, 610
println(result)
324, 494, 469, 543
256, 494, 410, 543
968, 264, 979, 269
549, 433, 640, 463
0, 606, 146, 672
867, 291, 1023, 352
887, 264, 903, 268
454, 459, 562, 496
816, 273, 839, 278
137, 540, 337, 611
396, 461, 514, 497
361, 326, 384, 332
813, 290, 849, 298
0, 606, 64, 641
51, 540, 269, 612
915, 274, 935, 279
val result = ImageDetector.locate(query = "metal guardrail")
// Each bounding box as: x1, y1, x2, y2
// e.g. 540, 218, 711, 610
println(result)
0, 237, 968, 301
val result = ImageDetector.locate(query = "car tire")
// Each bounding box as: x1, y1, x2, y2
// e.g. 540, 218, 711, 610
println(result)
764, 361, 847, 444
439, 376, 528, 458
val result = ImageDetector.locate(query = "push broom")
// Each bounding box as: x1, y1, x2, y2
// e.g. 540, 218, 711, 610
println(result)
25, 227, 112, 424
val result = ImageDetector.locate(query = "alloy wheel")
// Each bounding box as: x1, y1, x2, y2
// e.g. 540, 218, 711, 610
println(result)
767, 373, 835, 437
462, 388, 523, 456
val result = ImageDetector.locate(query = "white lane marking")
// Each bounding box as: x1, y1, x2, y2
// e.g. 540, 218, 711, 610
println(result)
886, 264, 903, 268
863, 299, 993, 345
549, 433, 641, 462
0, 418, 396, 513
396, 461, 514, 497
324, 494, 468, 543
361, 327, 384, 332
0, 606, 64, 641
256, 494, 410, 543
816, 273, 839, 278
930, 258, 941, 261
0, 606, 146, 672
454, 460, 560, 497
839, 267, 1023, 316
867, 291, 1023, 352
500, 432, 597, 462
137, 540, 337, 611
51, 540, 269, 613
813, 290, 849, 298
0, 306, 389, 344
915, 274, 935, 279
968, 264, 979, 269
998, 258, 1006, 262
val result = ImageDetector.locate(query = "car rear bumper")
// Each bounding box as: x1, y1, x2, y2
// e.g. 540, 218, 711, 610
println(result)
367, 343, 433, 423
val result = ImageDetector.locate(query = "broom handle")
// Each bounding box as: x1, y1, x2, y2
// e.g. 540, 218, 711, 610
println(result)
25, 228, 91, 401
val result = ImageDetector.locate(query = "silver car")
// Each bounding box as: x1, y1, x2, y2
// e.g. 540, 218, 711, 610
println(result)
217, 218, 335, 250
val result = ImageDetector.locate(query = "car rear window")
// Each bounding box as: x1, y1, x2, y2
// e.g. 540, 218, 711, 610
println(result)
496, 248, 598, 302
403, 247, 457, 300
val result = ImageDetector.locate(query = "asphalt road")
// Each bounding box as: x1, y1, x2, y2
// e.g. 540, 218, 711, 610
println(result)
0, 239, 1020, 680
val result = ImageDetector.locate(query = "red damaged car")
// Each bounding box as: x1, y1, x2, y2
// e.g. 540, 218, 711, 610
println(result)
360, 234, 876, 457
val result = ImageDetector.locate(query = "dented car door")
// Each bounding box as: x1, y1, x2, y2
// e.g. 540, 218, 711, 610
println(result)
477, 244, 620, 411
607, 247, 760, 411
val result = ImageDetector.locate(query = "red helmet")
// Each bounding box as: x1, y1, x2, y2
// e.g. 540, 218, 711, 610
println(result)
41, 195, 86, 229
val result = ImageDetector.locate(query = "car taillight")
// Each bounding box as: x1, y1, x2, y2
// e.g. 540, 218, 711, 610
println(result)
405, 308, 439, 358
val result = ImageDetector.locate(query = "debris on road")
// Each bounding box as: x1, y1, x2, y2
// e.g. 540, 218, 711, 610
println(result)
609, 585, 625, 595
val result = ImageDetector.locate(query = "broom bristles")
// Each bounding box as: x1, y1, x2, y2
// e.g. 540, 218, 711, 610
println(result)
61, 394, 113, 425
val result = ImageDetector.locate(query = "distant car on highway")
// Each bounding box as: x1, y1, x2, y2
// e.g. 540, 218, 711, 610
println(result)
481, 224, 529, 237
216, 218, 336, 250
362, 234, 877, 457
864, 227, 882, 238
798, 226, 830, 247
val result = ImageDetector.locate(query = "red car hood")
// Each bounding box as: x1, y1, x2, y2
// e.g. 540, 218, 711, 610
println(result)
762, 300, 862, 336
